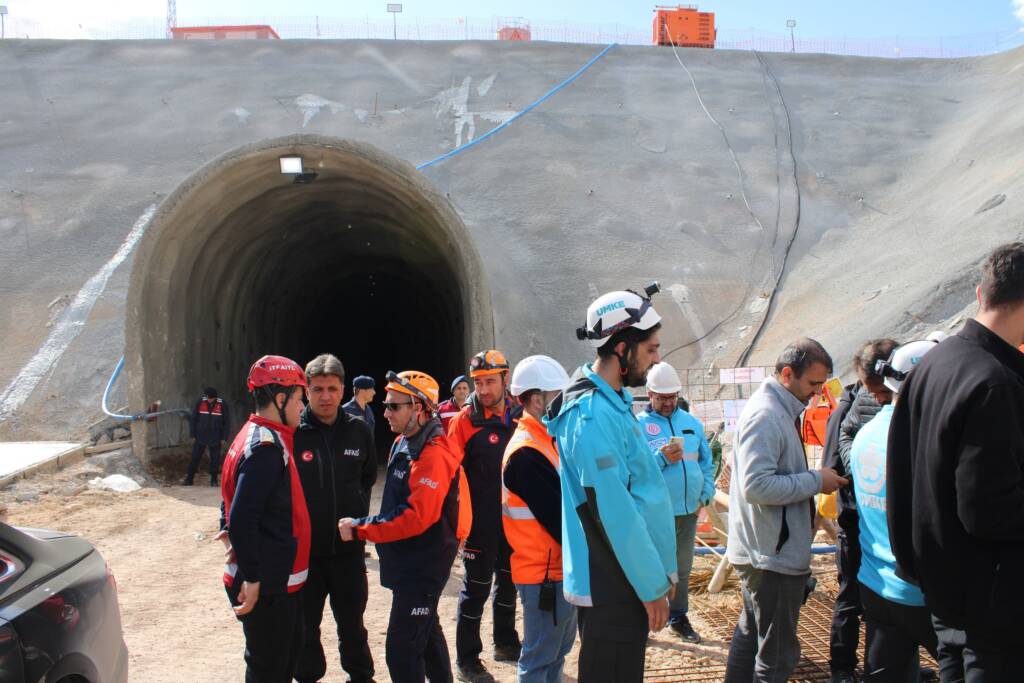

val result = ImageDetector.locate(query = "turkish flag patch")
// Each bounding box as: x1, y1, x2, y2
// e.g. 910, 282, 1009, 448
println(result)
301, 450, 314, 462
488, 433, 500, 445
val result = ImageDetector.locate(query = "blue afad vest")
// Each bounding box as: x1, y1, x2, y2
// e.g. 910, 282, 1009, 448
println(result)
850, 404, 925, 606
637, 407, 715, 516
545, 364, 677, 607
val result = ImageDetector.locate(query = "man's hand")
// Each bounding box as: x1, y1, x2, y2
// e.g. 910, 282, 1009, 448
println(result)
213, 529, 235, 564
642, 594, 670, 632
818, 467, 849, 494
233, 580, 260, 616
338, 518, 356, 541
660, 442, 683, 464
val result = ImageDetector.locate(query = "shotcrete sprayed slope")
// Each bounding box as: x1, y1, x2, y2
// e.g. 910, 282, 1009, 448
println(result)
0, 39, 1021, 441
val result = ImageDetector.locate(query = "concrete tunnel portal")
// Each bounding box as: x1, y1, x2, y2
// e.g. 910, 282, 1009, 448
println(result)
125, 135, 494, 463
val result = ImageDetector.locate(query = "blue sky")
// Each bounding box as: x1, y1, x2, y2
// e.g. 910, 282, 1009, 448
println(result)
6, 0, 1024, 40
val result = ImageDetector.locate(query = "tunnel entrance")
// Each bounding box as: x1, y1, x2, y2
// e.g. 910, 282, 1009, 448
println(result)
125, 135, 493, 463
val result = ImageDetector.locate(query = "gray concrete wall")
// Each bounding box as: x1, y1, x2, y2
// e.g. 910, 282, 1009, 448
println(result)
1, 39, 1022, 441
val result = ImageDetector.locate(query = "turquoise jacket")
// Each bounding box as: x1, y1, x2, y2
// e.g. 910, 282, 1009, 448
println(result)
637, 406, 715, 516
545, 364, 677, 606
850, 404, 925, 606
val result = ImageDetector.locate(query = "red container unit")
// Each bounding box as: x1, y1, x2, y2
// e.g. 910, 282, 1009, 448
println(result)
652, 5, 716, 48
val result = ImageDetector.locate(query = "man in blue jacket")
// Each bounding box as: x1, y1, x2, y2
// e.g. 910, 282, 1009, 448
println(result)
637, 361, 714, 643
546, 284, 677, 683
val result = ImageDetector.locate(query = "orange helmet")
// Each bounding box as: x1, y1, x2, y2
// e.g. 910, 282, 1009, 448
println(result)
385, 370, 439, 411
469, 350, 509, 378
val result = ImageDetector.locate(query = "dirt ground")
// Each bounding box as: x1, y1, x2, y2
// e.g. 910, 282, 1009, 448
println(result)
3, 455, 829, 682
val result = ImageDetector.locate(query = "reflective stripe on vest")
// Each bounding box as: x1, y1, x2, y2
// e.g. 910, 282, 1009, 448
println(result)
501, 413, 563, 583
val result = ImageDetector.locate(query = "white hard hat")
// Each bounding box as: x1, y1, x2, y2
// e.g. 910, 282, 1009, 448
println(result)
875, 337, 941, 393
576, 283, 662, 348
510, 355, 570, 397
646, 362, 682, 394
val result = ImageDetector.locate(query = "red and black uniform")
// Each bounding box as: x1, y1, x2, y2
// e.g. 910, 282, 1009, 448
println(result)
353, 417, 462, 683
437, 397, 463, 433
221, 414, 311, 683
188, 396, 230, 483
293, 405, 377, 683
447, 395, 522, 665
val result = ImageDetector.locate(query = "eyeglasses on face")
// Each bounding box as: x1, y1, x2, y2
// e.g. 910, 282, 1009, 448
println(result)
383, 401, 414, 412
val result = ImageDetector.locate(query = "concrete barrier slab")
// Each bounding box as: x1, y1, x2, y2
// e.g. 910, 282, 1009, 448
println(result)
0, 441, 84, 486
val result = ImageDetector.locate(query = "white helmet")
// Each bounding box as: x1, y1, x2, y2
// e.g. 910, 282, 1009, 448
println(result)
576, 283, 662, 348
510, 355, 570, 397
875, 334, 945, 392
646, 361, 682, 394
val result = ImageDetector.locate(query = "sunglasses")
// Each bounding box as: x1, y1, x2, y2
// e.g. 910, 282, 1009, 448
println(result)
382, 401, 414, 412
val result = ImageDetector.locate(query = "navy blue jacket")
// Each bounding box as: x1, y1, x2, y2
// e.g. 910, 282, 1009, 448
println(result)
355, 419, 462, 592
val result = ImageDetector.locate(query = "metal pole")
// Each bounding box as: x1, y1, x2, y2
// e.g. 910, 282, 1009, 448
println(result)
393, 12, 396, 40
790, 27, 795, 52
1, 15, 5, 40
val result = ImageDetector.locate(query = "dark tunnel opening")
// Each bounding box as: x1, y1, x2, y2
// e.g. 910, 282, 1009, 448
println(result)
127, 136, 493, 464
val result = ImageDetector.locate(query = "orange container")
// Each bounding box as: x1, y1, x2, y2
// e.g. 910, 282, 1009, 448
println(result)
652, 5, 716, 48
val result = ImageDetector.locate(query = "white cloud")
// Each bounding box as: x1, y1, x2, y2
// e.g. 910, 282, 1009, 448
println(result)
1015, 0, 1024, 27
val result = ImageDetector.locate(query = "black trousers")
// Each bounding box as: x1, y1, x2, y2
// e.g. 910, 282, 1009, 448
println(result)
386, 588, 453, 683
932, 614, 1014, 683
226, 586, 304, 683
294, 553, 374, 683
455, 534, 518, 664
860, 583, 937, 682
577, 600, 649, 683
830, 512, 863, 672
188, 441, 221, 478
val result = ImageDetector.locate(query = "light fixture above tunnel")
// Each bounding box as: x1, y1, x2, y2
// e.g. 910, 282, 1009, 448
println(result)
280, 155, 318, 184
279, 156, 303, 174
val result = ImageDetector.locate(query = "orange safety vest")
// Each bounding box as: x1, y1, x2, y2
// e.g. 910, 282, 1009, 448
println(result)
501, 413, 562, 584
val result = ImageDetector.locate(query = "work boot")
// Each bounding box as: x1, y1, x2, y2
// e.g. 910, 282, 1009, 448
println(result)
493, 639, 522, 662
669, 615, 702, 643
182, 475, 194, 486
919, 667, 937, 682
456, 660, 495, 683
829, 670, 857, 683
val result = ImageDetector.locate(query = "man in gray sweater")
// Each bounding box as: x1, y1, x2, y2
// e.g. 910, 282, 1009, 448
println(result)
724, 338, 848, 683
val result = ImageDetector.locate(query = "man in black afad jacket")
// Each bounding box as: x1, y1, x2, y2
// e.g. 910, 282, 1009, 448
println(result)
888, 243, 1024, 680
293, 354, 378, 683
185, 386, 229, 486
822, 339, 898, 683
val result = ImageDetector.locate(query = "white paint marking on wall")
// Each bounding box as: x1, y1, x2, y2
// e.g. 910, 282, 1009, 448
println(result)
432, 76, 474, 147
477, 74, 496, 97
0, 204, 157, 419
295, 94, 345, 128
477, 110, 517, 124
233, 107, 251, 124
431, 75, 507, 149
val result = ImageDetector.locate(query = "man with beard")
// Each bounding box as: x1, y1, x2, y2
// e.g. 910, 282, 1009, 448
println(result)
545, 284, 677, 683
724, 339, 848, 683
448, 350, 522, 682
293, 354, 377, 683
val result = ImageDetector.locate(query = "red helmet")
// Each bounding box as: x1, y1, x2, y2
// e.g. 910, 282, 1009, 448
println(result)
247, 355, 307, 392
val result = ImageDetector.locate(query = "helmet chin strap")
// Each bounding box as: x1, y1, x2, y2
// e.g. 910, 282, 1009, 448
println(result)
401, 406, 421, 436
614, 345, 633, 377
